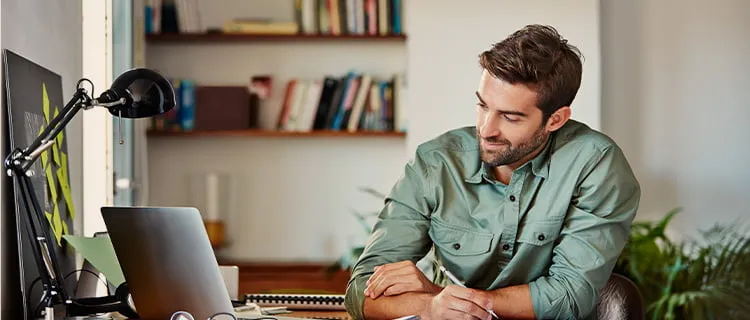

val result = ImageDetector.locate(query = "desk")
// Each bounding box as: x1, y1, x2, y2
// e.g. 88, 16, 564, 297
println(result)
123, 311, 351, 320
217, 260, 351, 294
284, 310, 351, 319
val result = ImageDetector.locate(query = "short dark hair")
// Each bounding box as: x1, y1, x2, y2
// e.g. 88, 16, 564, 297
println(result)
479, 24, 583, 122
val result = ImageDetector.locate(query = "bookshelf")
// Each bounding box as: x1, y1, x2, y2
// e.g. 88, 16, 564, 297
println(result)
145, 33, 407, 43
142, 0, 407, 135
137, 0, 409, 264
146, 129, 406, 138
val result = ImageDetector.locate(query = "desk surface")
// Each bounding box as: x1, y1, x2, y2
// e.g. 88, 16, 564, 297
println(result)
123, 311, 351, 320
284, 310, 351, 319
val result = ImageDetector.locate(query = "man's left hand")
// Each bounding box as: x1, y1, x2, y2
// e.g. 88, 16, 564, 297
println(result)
364, 260, 442, 299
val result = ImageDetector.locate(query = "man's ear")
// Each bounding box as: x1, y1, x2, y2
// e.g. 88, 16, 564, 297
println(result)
545, 106, 571, 132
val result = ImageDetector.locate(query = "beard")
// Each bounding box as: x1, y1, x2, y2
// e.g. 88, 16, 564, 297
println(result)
477, 126, 548, 167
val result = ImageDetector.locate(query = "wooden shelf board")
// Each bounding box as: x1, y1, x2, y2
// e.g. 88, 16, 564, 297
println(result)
146, 129, 407, 138
145, 32, 407, 43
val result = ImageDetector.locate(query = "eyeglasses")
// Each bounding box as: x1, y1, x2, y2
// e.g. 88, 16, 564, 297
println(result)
170, 310, 280, 320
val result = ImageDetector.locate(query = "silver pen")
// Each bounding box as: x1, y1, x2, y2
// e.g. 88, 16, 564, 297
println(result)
439, 265, 500, 319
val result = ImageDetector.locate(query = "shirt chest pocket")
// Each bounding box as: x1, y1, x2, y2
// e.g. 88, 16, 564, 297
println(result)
428, 219, 494, 256
516, 219, 563, 247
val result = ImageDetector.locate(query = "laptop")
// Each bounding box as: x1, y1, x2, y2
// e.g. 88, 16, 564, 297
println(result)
101, 206, 309, 320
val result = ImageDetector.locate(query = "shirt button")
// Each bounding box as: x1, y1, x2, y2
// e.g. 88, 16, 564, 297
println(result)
509, 195, 516, 202
538, 234, 545, 241
453, 243, 461, 250
502, 244, 510, 251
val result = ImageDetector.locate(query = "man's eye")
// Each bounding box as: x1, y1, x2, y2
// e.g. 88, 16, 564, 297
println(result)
504, 115, 520, 122
477, 103, 488, 110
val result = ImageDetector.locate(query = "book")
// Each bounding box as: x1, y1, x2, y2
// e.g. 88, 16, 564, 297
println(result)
244, 293, 346, 311
292, 0, 403, 36
274, 70, 404, 133
222, 20, 299, 35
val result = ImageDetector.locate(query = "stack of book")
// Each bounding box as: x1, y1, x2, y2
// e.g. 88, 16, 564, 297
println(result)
222, 19, 299, 35
277, 71, 405, 133
144, 0, 202, 34
144, 0, 404, 36
150, 78, 196, 132
294, 0, 403, 36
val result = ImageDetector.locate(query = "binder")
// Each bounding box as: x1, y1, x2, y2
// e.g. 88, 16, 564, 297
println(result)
244, 293, 346, 311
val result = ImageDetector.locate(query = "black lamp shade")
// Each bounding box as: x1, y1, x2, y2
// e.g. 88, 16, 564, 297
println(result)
102, 68, 176, 118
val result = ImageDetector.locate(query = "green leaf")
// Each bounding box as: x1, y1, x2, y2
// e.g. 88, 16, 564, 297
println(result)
650, 207, 681, 238
357, 186, 386, 199
352, 211, 375, 234
649, 294, 669, 320
621, 207, 750, 319
336, 246, 366, 270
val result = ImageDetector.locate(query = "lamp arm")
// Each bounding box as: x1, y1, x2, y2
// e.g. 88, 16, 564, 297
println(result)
3, 87, 94, 317
16, 173, 67, 313
5, 88, 91, 174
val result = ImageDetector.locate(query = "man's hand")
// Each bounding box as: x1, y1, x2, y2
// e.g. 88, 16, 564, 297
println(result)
422, 285, 495, 320
364, 261, 442, 299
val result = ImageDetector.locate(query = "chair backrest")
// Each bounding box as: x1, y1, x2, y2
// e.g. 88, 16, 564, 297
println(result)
595, 273, 645, 320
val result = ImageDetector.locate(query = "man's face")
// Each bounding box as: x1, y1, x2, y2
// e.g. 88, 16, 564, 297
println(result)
475, 70, 549, 167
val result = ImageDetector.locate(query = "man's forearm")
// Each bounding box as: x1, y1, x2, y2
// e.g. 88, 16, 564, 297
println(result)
362, 292, 434, 320
490, 284, 536, 319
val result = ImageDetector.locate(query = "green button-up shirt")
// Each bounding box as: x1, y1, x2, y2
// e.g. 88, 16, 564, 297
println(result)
344, 120, 641, 320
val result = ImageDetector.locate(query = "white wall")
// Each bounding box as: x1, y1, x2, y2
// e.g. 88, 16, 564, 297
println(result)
600, 0, 750, 235
147, 138, 407, 261
405, 0, 601, 154
1, 0, 83, 317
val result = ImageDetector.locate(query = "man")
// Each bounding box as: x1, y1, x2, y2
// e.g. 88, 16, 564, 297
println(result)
344, 24, 641, 320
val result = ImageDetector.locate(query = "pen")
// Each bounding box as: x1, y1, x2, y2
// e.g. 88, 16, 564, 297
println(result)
439, 265, 500, 320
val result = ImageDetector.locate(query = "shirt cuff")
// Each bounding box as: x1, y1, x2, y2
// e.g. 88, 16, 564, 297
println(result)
345, 275, 368, 320
529, 279, 549, 320
529, 277, 575, 320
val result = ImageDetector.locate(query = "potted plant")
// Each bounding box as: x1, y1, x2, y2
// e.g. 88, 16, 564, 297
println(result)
614, 208, 750, 319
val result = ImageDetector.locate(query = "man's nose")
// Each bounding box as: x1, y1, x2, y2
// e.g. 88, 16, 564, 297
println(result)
480, 114, 501, 137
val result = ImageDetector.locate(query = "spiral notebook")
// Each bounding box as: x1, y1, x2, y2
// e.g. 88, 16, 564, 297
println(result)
244, 293, 346, 311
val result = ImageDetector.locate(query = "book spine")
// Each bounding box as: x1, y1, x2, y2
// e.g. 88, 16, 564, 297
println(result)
180, 79, 195, 131
391, 0, 401, 34
144, 1, 153, 34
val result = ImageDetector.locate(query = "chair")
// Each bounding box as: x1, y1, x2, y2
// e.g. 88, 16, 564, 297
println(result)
595, 273, 645, 320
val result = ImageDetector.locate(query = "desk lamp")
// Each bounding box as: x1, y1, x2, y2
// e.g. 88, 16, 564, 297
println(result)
4, 68, 175, 319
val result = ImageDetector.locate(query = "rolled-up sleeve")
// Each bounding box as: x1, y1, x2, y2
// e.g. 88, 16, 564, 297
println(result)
529, 145, 641, 319
344, 154, 435, 320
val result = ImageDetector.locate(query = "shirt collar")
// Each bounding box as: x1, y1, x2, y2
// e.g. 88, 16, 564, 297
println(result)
465, 134, 553, 184
465, 162, 493, 184
529, 136, 552, 179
